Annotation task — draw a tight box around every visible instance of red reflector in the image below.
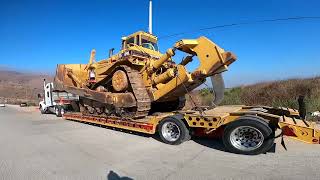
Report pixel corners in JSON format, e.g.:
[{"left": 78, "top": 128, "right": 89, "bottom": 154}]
[{"left": 282, "top": 126, "right": 297, "bottom": 137}]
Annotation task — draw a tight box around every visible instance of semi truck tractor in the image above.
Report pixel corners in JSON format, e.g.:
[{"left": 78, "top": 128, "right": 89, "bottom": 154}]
[{"left": 39, "top": 79, "right": 78, "bottom": 117}]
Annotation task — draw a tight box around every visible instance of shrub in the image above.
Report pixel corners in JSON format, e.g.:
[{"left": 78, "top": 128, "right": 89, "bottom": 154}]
[{"left": 191, "top": 77, "right": 320, "bottom": 119}]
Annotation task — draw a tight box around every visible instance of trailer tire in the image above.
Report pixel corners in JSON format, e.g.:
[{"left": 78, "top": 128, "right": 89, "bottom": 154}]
[
  {"left": 223, "top": 116, "right": 274, "bottom": 155},
  {"left": 55, "top": 106, "right": 64, "bottom": 117},
  {"left": 158, "top": 117, "right": 190, "bottom": 145}
]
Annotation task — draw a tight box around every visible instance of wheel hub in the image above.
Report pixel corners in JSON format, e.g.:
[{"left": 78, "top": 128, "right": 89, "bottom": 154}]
[
  {"left": 161, "top": 122, "right": 181, "bottom": 142},
  {"left": 230, "top": 126, "right": 264, "bottom": 151}
]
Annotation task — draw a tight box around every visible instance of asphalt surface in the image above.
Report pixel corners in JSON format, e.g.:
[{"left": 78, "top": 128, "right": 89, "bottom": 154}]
[{"left": 0, "top": 105, "right": 320, "bottom": 180}]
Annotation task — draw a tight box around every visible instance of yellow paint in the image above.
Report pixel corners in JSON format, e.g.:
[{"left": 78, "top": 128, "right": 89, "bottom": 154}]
[
  {"left": 278, "top": 120, "right": 320, "bottom": 144},
  {"left": 55, "top": 31, "right": 236, "bottom": 104}
]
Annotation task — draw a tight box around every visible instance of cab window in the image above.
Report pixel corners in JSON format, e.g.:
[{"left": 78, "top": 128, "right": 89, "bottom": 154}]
[
  {"left": 126, "top": 37, "right": 135, "bottom": 47},
  {"left": 141, "top": 39, "right": 158, "bottom": 51}
]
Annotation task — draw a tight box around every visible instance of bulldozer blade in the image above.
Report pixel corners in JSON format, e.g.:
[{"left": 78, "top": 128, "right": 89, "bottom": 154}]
[{"left": 210, "top": 73, "right": 225, "bottom": 105}]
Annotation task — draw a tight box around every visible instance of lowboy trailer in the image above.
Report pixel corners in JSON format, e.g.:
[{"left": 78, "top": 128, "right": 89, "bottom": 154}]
[{"left": 63, "top": 105, "right": 320, "bottom": 155}]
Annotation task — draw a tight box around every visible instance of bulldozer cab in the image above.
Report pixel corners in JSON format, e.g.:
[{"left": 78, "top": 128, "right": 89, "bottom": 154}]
[{"left": 122, "top": 31, "right": 159, "bottom": 52}]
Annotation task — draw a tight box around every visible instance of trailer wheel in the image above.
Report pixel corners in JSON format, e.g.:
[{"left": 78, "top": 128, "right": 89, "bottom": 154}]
[
  {"left": 55, "top": 106, "right": 64, "bottom": 117},
  {"left": 223, "top": 116, "right": 274, "bottom": 155},
  {"left": 158, "top": 117, "right": 190, "bottom": 145}
]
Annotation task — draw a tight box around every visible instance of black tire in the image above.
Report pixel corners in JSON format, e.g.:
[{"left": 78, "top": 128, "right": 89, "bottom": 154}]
[
  {"left": 158, "top": 117, "right": 191, "bottom": 145},
  {"left": 55, "top": 106, "right": 63, "bottom": 117},
  {"left": 40, "top": 105, "right": 46, "bottom": 114},
  {"left": 222, "top": 116, "right": 275, "bottom": 155}
]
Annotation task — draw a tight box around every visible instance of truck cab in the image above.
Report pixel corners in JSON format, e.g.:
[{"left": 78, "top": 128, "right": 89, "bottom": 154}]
[
  {"left": 39, "top": 80, "right": 78, "bottom": 117},
  {"left": 44, "top": 82, "right": 54, "bottom": 107}
]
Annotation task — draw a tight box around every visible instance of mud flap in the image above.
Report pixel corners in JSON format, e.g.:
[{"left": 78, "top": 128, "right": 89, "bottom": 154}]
[{"left": 268, "top": 143, "right": 277, "bottom": 153}]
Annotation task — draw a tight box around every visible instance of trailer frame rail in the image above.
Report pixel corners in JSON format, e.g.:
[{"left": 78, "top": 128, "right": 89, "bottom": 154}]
[{"left": 63, "top": 113, "right": 156, "bottom": 134}]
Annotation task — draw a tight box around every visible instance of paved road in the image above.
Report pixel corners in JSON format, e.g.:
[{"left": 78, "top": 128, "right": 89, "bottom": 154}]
[{"left": 0, "top": 105, "right": 320, "bottom": 180}]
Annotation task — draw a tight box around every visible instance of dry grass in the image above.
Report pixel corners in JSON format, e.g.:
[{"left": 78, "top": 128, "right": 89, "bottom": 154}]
[
  {"left": 239, "top": 77, "right": 320, "bottom": 112},
  {"left": 194, "top": 76, "right": 320, "bottom": 116}
]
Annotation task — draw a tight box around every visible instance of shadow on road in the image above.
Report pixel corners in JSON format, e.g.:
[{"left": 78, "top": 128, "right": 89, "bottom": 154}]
[
  {"left": 69, "top": 119, "right": 229, "bottom": 153},
  {"left": 153, "top": 133, "right": 229, "bottom": 153},
  {"left": 192, "top": 137, "right": 228, "bottom": 152},
  {"left": 107, "top": 170, "right": 134, "bottom": 180}
]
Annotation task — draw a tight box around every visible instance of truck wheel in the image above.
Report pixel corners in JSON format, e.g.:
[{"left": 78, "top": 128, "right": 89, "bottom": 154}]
[
  {"left": 223, "top": 116, "right": 274, "bottom": 155},
  {"left": 158, "top": 117, "right": 191, "bottom": 145},
  {"left": 55, "top": 106, "right": 64, "bottom": 117}
]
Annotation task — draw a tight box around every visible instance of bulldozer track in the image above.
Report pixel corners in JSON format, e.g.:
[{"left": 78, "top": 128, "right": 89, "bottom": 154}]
[{"left": 122, "top": 66, "right": 151, "bottom": 118}]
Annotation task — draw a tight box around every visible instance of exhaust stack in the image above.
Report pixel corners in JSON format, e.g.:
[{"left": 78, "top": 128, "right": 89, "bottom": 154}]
[
  {"left": 148, "top": 0, "right": 152, "bottom": 34},
  {"left": 43, "top": 79, "right": 46, "bottom": 90}
]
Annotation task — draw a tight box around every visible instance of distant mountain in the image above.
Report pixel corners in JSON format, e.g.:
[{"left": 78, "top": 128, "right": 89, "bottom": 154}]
[{"left": 0, "top": 70, "right": 53, "bottom": 105}]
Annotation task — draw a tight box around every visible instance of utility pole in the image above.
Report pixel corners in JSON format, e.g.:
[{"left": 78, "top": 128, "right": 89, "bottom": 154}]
[{"left": 149, "top": 0, "right": 152, "bottom": 34}]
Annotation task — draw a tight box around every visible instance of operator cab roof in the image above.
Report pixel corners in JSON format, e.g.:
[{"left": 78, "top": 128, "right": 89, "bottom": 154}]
[
  {"left": 122, "top": 31, "right": 158, "bottom": 42},
  {"left": 121, "top": 31, "right": 159, "bottom": 51}
]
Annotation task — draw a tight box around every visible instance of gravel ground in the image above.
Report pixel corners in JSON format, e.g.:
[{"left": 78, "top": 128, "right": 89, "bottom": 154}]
[{"left": 0, "top": 105, "right": 320, "bottom": 180}]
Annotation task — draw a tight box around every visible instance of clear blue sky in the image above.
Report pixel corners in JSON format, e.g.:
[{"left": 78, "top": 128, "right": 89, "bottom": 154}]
[{"left": 1, "top": 0, "right": 319, "bottom": 87}]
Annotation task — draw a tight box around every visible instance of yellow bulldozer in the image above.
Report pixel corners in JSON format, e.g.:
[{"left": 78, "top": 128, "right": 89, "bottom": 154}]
[
  {"left": 54, "top": 31, "right": 236, "bottom": 119},
  {"left": 54, "top": 30, "right": 320, "bottom": 155},
  {"left": 53, "top": 1, "right": 320, "bottom": 155}
]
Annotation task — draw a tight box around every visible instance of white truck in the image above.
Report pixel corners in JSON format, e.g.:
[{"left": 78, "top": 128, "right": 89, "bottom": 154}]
[
  {"left": 39, "top": 79, "right": 79, "bottom": 117},
  {"left": 0, "top": 99, "right": 6, "bottom": 107}
]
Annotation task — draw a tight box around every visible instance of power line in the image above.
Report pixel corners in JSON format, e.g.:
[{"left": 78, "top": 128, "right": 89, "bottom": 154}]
[{"left": 159, "top": 16, "right": 320, "bottom": 39}]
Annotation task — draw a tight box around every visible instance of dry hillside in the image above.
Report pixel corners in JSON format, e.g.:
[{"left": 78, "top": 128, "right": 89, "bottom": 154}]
[
  {"left": 0, "top": 70, "right": 52, "bottom": 105},
  {"left": 193, "top": 76, "right": 320, "bottom": 120}
]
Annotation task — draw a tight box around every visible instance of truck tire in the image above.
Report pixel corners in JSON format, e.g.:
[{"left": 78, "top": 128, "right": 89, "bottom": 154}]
[
  {"left": 158, "top": 117, "right": 191, "bottom": 145},
  {"left": 55, "top": 106, "right": 64, "bottom": 117},
  {"left": 222, "top": 116, "right": 274, "bottom": 155}
]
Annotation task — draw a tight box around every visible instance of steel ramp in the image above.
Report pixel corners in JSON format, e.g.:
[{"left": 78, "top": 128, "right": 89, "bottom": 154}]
[{"left": 278, "top": 116, "right": 320, "bottom": 144}]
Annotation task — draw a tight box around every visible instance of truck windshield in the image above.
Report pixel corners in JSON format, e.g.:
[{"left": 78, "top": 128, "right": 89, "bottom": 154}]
[{"left": 141, "top": 39, "right": 158, "bottom": 51}]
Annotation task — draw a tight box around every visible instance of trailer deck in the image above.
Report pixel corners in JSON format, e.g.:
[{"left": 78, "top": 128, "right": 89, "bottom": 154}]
[{"left": 63, "top": 105, "right": 320, "bottom": 154}]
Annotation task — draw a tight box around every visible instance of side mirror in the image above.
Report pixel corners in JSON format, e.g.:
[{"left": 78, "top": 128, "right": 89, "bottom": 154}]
[{"left": 37, "top": 94, "right": 42, "bottom": 99}]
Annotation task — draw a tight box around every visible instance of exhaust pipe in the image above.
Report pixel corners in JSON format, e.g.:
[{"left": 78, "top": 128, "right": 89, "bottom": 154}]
[
  {"left": 43, "top": 79, "right": 46, "bottom": 90},
  {"left": 109, "top": 48, "right": 115, "bottom": 57}
]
